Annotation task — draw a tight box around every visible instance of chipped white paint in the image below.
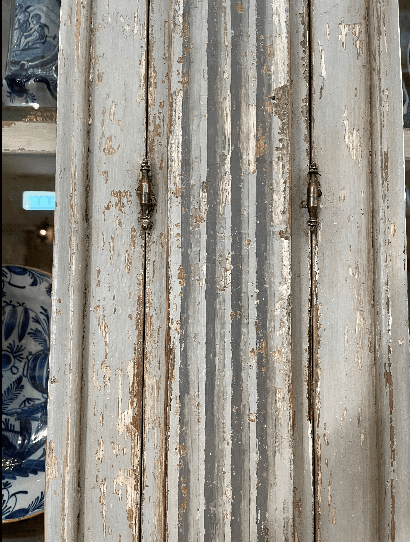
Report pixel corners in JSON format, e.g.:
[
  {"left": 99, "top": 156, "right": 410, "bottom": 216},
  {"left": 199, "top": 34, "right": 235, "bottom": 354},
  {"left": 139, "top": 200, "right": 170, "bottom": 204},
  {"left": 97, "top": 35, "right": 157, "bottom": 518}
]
[
  {"left": 46, "top": 0, "right": 147, "bottom": 539},
  {"left": 163, "top": 0, "right": 293, "bottom": 540},
  {"left": 318, "top": 39, "right": 326, "bottom": 83},
  {"left": 303, "top": 0, "right": 409, "bottom": 540},
  {"left": 369, "top": 1, "right": 410, "bottom": 539},
  {"left": 343, "top": 106, "right": 362, "bottom": 165},
  {"left": 45, "top": 0, "right": 409, "bottom": 540}
]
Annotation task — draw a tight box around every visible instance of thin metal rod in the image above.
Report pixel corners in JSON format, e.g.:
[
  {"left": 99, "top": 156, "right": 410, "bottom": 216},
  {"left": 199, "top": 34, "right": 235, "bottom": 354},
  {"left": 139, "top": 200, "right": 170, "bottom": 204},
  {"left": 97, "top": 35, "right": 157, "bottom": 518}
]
[
  {"left": 310, "top": 229, "right": 318, "bottom": 542},
  {"left": 138, "top": 232, "right": 148, "bottom": 540},
  {"left": 307, "top": 0, "right": 318, "bottom": 539},
  {"left": 308, "top": 0, "right": 314, "bottom": 165},
  {"left": 144, "top": 0, "right": 150, "bottom": 160},
  {"left": 138, "top": 0, "right": 151, "bottom": 538}
]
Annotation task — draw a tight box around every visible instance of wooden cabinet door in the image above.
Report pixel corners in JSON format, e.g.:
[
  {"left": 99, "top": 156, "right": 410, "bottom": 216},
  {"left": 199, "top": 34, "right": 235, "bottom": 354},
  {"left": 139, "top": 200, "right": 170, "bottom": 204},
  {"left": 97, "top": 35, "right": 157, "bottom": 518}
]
[
  {"left": 292, "top": 1, "right": 409, "bottom": 540},
  {"left": 45, "top": 0, "right": 409, "bottom": 540}
]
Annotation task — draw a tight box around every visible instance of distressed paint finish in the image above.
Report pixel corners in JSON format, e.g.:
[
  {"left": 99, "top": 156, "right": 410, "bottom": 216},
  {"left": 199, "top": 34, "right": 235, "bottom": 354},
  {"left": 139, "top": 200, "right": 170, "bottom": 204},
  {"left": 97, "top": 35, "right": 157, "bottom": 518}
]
[
  {"left": 46, "top": 0, "right": 148, "bottom": 540},
  {"left": 369, "top": 1, "right": 410, "bottom": 539},
  {"left": 310, "top": 0, "right": 410, "bottom": 540},
  {"left": 45, "top": 0, "right": 410, "bottom": 539},
  {"left": 45, "top": 0, "right": 94, "bottom": 539},
  {"left": 165, "top": 0, "right": 292, "bottom": 539},
  {"left": 310, "top": 0, "right": 377, "bottom": 539}
]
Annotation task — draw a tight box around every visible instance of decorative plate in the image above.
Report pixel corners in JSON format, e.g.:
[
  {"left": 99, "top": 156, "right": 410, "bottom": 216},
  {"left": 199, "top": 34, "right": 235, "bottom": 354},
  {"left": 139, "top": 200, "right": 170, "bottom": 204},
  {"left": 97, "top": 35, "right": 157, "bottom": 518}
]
[
  {"left": 2, "top": 0, "right": 60, "bottom": 107},
  {"left": 2, "top": 266, "right": 51, "bottom": 523}
]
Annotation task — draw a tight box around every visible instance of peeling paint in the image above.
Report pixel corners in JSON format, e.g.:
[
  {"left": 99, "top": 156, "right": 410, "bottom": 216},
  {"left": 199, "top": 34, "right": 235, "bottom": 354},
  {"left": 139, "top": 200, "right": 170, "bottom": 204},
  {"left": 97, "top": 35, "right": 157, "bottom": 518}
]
[
  {"left": 343, "top": 106, "right": 362, "bottom": 165},
  {"left": 318, "top": 40, "right": 326, "bottom": 99},
  {"left": 46, "top": 440, "right": 58, "bottom": 490},
  {"left": 95, "top": 439, "right": 105, "bottom": 463},
  {"left": 103, "top": 135, "right": 119, "bottom": 155}
]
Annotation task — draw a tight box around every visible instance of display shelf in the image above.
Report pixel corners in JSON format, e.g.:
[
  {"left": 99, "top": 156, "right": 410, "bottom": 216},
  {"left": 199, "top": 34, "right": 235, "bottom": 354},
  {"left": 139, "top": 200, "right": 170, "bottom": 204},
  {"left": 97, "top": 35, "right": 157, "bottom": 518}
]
[{"left": 2, "top": 107, "right": 56, "bottom": 154}]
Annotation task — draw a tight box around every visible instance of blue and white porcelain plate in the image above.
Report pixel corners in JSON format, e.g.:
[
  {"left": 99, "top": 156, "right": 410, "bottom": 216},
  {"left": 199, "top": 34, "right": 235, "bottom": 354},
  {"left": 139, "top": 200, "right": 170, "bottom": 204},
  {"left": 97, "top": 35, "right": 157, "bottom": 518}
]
[{"left": 2, "top": 266, "right": 51, "bottom": 523}]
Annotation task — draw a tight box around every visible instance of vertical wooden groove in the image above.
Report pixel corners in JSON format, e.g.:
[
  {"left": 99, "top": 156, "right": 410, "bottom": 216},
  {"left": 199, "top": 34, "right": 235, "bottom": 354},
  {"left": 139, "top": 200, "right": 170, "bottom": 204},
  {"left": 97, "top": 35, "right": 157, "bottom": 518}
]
[
  {"left": 139, "top": 0, "right": 151, "bottom": 538},
  {"left": 138, "top": 233, "right": 147, "bottom": 541},
  {"left": 144, "top": 0, "right": 151, "bottom": 161},
  {"left": 308, "top": 229, "right": 316, "bottom": 542},
  {"left": 307, "top": 0, "right": 318, "bottom": 539},
  {"left": 290, "top": 0, "right": 313, "bottom": 537}
]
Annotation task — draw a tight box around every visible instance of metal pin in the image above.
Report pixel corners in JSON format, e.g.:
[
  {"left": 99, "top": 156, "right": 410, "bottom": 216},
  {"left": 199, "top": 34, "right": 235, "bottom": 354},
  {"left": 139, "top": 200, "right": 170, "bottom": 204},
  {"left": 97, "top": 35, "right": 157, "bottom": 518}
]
[
  {"left": 137, "top": 158, "right": 156, "bottom": 231},
  {"left": 307, "top": 162, "right": 322, "bottom": 231}
]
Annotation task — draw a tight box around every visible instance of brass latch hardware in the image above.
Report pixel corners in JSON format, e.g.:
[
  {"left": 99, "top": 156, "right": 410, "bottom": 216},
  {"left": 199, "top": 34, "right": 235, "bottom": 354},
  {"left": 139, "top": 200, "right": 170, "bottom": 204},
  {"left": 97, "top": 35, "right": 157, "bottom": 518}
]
[
  {"left": 137, "top": 158, "right": 156, "bottom": 231},
  {"left": 302, "top": 162, "right": 322, "bottom": 231}
]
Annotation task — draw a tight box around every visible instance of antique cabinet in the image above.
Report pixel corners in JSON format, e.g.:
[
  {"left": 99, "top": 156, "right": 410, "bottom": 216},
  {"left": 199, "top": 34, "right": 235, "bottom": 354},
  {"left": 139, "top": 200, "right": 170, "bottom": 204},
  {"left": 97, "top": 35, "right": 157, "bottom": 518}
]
[{"left": 43, "top": 0, "right": 409, "bottom": 540}]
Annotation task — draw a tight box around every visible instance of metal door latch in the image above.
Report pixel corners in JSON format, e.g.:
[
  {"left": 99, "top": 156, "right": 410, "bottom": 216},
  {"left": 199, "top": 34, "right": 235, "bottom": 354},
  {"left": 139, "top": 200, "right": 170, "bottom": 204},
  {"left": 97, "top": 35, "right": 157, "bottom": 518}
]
[
  {"left": 301, "top": 162, "right": 322, "bottom": 231},
  {"left": 137, "top": 158, "right": 156, "bottom": 231}
]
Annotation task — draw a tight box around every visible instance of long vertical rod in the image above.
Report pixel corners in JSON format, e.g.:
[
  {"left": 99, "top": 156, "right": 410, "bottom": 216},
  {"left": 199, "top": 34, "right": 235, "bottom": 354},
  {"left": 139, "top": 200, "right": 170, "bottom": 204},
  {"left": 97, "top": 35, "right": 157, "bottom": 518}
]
[
  {"left": 307, "top": 0, "right": 319, "bottom": 539},
  {"left": 307, "top": 0, "right": 314, "bottom": 166},
  {"left": 138, "top": 0, "right": 151, "bottom": 539},
  {"left": 310, "top": 228, "right": 318, "bottom": 542}
]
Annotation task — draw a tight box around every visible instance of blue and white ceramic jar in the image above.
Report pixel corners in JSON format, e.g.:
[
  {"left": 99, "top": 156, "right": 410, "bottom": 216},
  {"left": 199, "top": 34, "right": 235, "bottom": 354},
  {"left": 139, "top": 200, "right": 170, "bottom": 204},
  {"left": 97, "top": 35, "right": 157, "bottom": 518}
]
[{"left": 2, "top": 0, "right": 60, "bottom": 107}]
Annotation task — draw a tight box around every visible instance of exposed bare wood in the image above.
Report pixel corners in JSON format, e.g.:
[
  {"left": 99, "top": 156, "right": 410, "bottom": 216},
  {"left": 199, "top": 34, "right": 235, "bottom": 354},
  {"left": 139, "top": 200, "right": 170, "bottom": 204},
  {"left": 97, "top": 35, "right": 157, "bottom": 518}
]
[
  {"left": 139, "top": 0, "right": 170, "bottom": 538},
  {"left": 2, "top": 107, "right": 57, "bottom": 123},
  {"left": 45, "top": 0, "right": 94, "bottom": 537},
  {"left": 308, "top": 0, "right": 409, "bottom": 540},
  {"left": 43, "top": 0, "right": 409, "bottom": 540}
]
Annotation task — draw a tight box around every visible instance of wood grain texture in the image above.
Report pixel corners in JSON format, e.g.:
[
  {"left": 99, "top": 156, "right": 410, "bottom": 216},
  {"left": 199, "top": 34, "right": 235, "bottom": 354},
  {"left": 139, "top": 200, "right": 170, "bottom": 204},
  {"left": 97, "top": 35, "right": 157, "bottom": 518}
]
[
  {"left": 164, "top": 0, "right": 293, "bottom": 539},
  {"left": 310, "top": 0, "right": 378, "bottom": 539},
  {"left": 45, "top": 0, "right": 147, "bottom": 539},
  {"left": 44, "top": 0, "right": 409, "bottom": 540},
  {"left": 310, "top": 0, "right": 410, "bottom": 540},
  {"left": 45, "top": 0, "right": 94, "bottom": 539},
  {"left": 369, "top": 1, "right": 410, "bottom": 540}
]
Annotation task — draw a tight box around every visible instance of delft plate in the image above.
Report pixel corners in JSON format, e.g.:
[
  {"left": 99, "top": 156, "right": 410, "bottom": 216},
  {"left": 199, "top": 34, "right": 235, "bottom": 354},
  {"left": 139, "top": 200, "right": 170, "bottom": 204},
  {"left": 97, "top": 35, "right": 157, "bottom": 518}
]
[
  {"left": 2, "top": 0, "right": 60, "bottom": 107},
  {"left": 2, "top": 266, "right": 51, "bottom": 523}
]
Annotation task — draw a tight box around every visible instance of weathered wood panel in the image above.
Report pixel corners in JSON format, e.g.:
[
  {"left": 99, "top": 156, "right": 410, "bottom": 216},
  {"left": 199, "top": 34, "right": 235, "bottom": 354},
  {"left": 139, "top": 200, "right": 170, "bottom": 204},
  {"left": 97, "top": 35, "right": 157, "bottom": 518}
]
[
  {"left": 45, "top": 0, "right": 148, "bottom": 540},
  {"left": 369, "top": 1, "right": 410, "bottom": 539},
  {"left": 164, "top": 0, "right": 293, "bottom": 539},
  {"left": 45, "top": 0, "right": 410, "bottom": 540},
  {"left": 45, "top": 0, "right": 94, "bottom": 538},
  {"left": 310, "top": 0, "right": 378, "bottom": 539},
  {"left": 310, "top": 0, "right": 410, "bottom": 540}
]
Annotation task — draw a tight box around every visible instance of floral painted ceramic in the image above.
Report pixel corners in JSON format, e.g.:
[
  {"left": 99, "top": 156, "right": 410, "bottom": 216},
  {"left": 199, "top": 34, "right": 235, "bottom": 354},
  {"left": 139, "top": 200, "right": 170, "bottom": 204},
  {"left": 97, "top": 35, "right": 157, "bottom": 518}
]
[
  {"left": 2, "top": 266, "right": 51, "bottom": 522},
  {"left": 2, "top": 0, "right": 60, "bottom": 107}
]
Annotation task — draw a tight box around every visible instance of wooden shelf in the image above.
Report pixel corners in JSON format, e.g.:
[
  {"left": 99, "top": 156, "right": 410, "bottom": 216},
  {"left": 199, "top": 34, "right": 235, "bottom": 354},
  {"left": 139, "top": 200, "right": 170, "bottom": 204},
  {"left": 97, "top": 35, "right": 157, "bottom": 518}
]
[{"left": 2, "top": 107, "right": 56, "bottom": 154}]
